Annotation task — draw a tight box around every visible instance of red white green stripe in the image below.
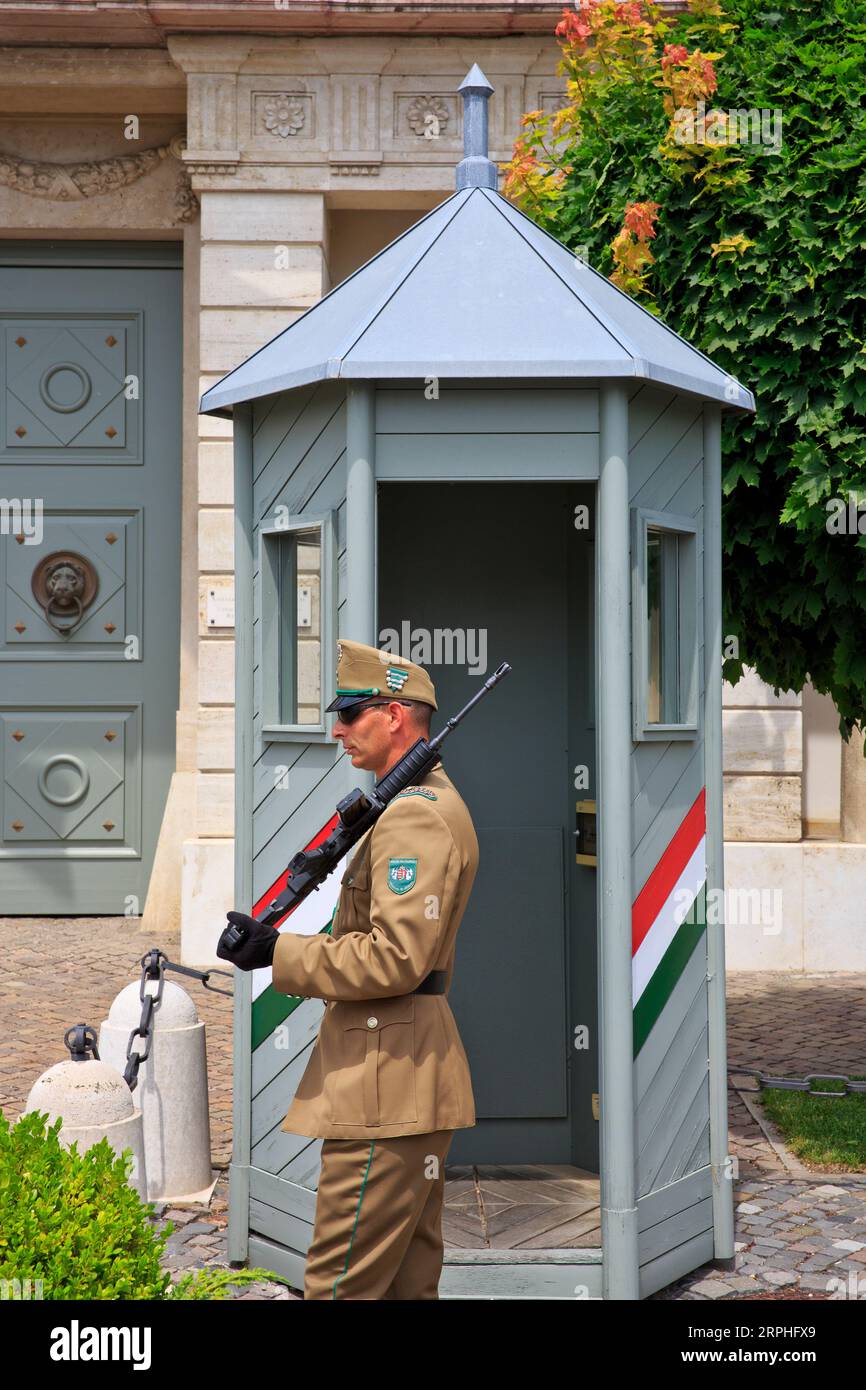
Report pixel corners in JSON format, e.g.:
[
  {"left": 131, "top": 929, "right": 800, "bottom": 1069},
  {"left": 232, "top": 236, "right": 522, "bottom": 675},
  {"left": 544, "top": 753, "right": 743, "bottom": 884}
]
[
  {"left": 251, "top": 814, "right": 346, "bottom": 1051},
  {"left": 632, "top": 789, "right": 707, "bottom": 1058}
]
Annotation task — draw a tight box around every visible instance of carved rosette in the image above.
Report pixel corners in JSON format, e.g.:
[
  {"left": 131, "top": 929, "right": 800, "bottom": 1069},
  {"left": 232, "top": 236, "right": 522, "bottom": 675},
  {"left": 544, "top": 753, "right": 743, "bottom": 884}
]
[
  {"left": 261, "top": 94, "right": 306, "bottom": 138},
  {"left": 406, "top": 95, "right": 450, "bottom": 140}
]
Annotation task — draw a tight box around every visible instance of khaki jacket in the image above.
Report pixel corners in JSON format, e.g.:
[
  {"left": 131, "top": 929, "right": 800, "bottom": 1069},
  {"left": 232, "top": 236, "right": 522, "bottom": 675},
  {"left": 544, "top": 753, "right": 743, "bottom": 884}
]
[{"left": 271, "top": 762, "right": 479, "bottom": 1139}]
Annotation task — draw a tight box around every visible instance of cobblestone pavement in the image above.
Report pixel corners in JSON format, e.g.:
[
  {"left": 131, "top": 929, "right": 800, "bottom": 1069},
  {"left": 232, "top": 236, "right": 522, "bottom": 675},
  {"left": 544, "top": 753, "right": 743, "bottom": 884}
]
[
  {"left": 153, "top": 1174, "right": 301, "bottom": 1301},
  {"left": 2, "top": 918, "right": 864, "bottom": 1300}
]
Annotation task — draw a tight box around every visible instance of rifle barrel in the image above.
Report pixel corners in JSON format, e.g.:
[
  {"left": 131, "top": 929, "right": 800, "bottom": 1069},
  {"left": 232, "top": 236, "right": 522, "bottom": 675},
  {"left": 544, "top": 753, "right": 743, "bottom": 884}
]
[{"left": 427, "top": 661, "right": 512, "bottom": 752}]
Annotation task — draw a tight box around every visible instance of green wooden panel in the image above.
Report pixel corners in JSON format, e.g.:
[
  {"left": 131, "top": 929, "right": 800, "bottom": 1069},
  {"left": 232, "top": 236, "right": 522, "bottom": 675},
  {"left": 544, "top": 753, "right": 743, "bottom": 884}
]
[
  {"left": 628, "top": 391, "right": 711, "bottom": 1224},
  {"left": 376, "top": 386, "right": 599, "bottom": 434},
  {"left": 638, "top": 1229, "right": 714, "bottom": 1298},
  {"left": 376, "top": 431, "right": 598, "bottom": 480}
]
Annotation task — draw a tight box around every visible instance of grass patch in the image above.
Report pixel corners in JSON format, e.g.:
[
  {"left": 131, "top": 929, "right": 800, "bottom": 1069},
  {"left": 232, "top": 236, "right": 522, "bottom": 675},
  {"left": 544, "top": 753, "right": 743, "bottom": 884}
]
[{"left": 759, "top": 1076, "right": 866, "bottom": 1172}]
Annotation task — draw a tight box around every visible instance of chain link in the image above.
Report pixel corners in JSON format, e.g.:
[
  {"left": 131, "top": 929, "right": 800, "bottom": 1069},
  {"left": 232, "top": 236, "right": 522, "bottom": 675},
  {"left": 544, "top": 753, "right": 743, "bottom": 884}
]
[
  {"left": 123, "top": 948, "right": 232, "bottom": 1092},
  {"left": 729, "top": 1065, "right": 866, "bottom": 1098}
]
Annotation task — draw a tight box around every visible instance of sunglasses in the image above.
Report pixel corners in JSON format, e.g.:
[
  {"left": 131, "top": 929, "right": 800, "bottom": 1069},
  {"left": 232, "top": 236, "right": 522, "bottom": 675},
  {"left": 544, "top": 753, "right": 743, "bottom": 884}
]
[{"left": 336, "top": 699, "right": 413, "bottom": 726}]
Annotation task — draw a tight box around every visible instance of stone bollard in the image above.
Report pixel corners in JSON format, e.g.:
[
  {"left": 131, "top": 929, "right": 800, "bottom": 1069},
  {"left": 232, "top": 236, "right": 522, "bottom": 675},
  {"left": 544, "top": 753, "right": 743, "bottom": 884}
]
[
  {"left": 98, "top": 979, "right": 214, "bottom": 1204},
  {"left": 25, "top": 1042, "right": 148, "bottom": 1201}
]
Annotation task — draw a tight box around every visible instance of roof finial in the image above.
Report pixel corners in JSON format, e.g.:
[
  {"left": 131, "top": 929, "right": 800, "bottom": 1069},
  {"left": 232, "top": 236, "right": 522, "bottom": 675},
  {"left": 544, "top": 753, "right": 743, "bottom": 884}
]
[{"left": 456, "top": 64, "right": 497, "bottom": 191}]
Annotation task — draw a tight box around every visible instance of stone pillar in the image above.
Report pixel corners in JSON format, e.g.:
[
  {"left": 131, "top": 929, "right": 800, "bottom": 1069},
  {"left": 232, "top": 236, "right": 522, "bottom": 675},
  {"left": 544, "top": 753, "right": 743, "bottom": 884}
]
[{"left": 168, "top": 39, "right": 333, "bottom": 958}]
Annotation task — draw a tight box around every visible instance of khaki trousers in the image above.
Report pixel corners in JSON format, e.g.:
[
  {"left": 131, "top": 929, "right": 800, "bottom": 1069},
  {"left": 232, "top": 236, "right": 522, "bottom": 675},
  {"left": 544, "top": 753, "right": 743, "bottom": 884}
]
[{"left": 303, "top": 1129, "right": 454, "bottom": 1300}]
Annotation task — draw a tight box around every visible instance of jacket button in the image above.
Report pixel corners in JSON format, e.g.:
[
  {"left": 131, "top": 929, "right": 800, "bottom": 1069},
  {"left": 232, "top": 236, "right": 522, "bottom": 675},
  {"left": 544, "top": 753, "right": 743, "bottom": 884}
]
[
  {"left": 346, "top": 876, "right": 354, "bottom": 885},
  {"left": 366, "top": 1015, "right": 378, "bottom": 1028}
]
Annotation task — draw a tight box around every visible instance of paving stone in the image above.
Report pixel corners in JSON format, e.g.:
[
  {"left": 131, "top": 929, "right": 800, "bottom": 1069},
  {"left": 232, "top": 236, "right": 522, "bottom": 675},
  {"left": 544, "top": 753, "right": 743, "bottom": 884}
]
[
  {"left": 175, "top": 1221, "right": 216, "bottom": 1237},
  {"left": 798, "top": 1255, "right": 839, "bottom": 1272},
  {"left": 759, "top": 1269, "right": 799, "bottom": 1286},
  {"left": 167, "top": 1252, "right": 206, "bottom": 1270},
  {"left": 798, "top": 1273, "right": 840, "bottom": 1293},
  {"left": 762, "top": 1253, "right": 808, "bottom": 1271},
  {"left": 689, "top": 1279, "right": 735, "bottom": 1299}
]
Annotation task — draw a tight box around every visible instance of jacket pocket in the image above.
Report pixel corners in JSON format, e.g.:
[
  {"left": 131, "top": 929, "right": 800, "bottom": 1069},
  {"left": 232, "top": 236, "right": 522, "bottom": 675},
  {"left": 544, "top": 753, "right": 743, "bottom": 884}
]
[
  {"left": 334, "top": 856, "right": 370, "bottom": 936},
  {"left": 341, "top": 854, "right": 370, "bottom": 890},
  {"left": 329, "top": 995, "right": 417, "bottom": 1126}
]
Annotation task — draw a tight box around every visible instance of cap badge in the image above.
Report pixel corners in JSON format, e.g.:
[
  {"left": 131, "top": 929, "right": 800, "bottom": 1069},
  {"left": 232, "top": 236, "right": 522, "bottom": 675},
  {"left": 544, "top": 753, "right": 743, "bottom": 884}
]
[{"left": 386, "top": 666, "right": 410, "bottom": 692}]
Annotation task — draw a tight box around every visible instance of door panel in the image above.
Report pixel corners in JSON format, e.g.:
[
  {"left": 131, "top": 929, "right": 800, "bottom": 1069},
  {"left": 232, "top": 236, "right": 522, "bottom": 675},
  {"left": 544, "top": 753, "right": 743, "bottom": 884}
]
[{"left": 0, "top": 251, "right": 181, "bottom": 913}]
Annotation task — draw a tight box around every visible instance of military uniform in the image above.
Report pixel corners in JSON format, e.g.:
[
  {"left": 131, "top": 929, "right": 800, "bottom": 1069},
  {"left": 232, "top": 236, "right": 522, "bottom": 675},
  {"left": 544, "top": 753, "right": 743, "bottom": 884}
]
[{"left": 270, "top": 640, "right": 479, "bottom": 1299}]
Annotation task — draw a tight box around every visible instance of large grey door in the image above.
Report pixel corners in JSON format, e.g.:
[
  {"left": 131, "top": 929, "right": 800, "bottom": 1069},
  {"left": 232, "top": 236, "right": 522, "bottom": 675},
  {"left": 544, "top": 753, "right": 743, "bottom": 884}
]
[
  {"left": 0, "top": 244, "right": 181, "bottom": 913},
  {"left": 378, "top": 482, "right": 597, "bottom": 1167}
]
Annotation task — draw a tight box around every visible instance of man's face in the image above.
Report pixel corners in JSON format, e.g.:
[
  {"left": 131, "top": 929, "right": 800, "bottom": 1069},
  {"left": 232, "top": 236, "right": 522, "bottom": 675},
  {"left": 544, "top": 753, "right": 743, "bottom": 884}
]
[{"left": 331, "top": 702, "right": 398, "bottom": 771}]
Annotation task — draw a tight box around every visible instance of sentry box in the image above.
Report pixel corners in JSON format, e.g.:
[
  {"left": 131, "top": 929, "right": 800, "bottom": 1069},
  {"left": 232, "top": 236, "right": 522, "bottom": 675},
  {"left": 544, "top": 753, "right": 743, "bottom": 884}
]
[{"left": 200, "top": 65, "right": 755, "bottom": 1301}]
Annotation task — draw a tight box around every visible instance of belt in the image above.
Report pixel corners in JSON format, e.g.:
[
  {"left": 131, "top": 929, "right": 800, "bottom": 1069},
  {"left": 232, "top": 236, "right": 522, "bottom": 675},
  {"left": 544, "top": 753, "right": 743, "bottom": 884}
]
[{"left": 413, "top": 969, "right": 447, "bottom": 995}]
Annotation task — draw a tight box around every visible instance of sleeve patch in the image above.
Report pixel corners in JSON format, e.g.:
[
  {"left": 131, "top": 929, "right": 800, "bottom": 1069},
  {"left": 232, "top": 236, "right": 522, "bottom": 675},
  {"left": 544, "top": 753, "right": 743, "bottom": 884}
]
[
  {"left": 387, "top": 857, "right": 418, "bottom": 894},
  {"left": 395, "top": 787, "right": 438, "bottom": 801}
]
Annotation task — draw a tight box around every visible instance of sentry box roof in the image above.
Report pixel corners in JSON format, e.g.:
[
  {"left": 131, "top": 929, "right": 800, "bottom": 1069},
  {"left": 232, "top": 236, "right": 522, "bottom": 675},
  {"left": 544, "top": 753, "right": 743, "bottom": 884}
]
[{"left": 199, "top": 67, "right": 755, "bottom": 419}]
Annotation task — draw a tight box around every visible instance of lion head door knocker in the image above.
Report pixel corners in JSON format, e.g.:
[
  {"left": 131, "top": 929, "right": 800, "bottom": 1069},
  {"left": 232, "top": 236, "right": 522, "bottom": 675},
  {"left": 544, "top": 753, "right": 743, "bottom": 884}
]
[{"left": 31, "top": 552, "right": 99, "bottom": 636}]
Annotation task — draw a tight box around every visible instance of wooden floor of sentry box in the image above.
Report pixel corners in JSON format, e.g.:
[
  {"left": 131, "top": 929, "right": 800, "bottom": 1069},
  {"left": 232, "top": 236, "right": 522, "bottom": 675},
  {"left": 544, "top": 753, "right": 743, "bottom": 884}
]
[
  {"left": 443, "top": 1164, "right": 602, "bottom": 1249},
  {"left": 440, "top": 1164, "right": 603, "bottom": 1299}
]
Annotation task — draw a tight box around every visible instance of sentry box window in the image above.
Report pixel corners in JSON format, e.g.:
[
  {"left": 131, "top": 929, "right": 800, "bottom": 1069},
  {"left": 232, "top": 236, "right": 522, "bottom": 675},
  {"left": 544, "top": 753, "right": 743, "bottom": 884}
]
[
  {"left": 259, "top": 513, "right": 336, "bottom": 741},
  {"left": 631, "top": 508, "right": 699, "bottom": 741}
]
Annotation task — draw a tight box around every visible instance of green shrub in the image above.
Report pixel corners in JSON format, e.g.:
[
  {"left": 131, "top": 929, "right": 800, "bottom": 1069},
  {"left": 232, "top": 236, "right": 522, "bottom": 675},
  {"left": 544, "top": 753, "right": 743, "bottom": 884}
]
[{"left": 0, "top": 1109, "right": 292, "bottom": 1301}]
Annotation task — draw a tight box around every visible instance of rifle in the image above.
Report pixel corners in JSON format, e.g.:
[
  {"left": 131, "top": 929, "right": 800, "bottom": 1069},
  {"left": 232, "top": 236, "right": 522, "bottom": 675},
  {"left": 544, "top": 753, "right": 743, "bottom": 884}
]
[{"left": 220, "top": 660, "right": 511, "bottom": 951}]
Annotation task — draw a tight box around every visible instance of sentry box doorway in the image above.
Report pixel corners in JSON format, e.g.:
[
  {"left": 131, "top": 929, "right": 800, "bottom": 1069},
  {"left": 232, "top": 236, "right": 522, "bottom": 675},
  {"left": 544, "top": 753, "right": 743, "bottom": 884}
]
[{"left": 199, "top": 66, "right": 755, "bottom": 1301}]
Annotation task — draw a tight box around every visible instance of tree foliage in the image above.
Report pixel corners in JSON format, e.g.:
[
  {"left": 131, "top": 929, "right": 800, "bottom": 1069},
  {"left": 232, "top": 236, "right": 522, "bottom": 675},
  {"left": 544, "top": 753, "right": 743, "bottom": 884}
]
[{"left": 503, "top": 0, "right": 866, "bottom": 732}]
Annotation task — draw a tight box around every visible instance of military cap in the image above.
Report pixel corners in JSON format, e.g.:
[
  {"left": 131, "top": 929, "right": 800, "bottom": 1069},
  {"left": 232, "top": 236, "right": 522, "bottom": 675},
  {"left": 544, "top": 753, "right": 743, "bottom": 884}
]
[{"left": 325, "top": 638, "right": 438, "bottom": 712}]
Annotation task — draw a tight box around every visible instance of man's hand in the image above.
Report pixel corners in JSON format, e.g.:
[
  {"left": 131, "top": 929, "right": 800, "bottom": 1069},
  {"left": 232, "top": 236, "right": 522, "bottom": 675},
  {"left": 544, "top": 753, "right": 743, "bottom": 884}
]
[{"left": 216, "top": 911, "right": 278, "bottom": 971}]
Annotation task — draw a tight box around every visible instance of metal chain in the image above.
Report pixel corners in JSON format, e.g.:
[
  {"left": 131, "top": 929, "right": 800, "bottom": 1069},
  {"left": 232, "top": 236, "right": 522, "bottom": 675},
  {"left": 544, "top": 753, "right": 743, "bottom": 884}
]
[
  {"left": 729, "top": 1065, "right": 866, "bottom": 1098},
  {"left": 64, "top": 1022, "right": 100, "bottom": 1062},
  {"left": 123, "top": 947, "right": 232, "bottom": 1093}
]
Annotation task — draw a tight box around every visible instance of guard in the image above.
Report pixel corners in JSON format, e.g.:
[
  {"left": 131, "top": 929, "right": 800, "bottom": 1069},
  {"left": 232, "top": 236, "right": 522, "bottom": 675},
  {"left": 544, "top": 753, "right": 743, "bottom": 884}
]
[{"left": 220, "top": 639, "right": 479, "bottom": 1299}]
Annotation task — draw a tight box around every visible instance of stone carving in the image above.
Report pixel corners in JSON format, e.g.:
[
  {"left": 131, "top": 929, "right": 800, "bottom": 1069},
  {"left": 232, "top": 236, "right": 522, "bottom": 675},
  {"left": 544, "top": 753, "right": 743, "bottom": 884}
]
[
  {"left": 174, "top": 170, "right": 199, "bottom": 223},
  {"left": 330, "top": 161, "right": 381, "bottom": 177},
  {"left": 406, "top": 95, "right": 450, "bottom": 140},
  {"left": 261, "top": 94, "right": 306, "bottom": 138},
  {"left": 0, "top": 141, "right": 198, "bottom": 220},
  {"left": 184, "top": 163, "right": 237, "bottom": 175},
  {"left": 0, "top": 146, "right": 169, "bottom": 200},
  {"left": 168, "top": 138, "right": 199, "bottom": 223}
]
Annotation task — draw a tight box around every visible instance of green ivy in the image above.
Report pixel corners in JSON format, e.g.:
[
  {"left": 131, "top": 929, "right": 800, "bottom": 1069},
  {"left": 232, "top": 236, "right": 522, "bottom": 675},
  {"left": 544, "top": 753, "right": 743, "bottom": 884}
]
[{"left": 516, "top": 0, "right": 866, "bottom": 732}]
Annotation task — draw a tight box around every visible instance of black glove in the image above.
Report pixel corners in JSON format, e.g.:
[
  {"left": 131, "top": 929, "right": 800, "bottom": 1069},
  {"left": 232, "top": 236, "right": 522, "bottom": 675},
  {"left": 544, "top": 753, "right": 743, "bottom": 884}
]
[{"left": 216, "top": 911, "right": 278, "bottom": 971}]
